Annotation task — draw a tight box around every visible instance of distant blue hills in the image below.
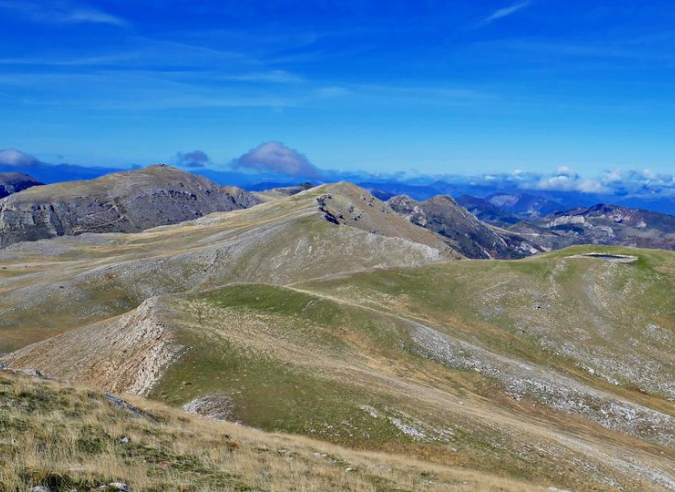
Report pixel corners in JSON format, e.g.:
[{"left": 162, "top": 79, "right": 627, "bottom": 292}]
[{"left": 3, "top": 161, "right": 675, "bottom": 217}]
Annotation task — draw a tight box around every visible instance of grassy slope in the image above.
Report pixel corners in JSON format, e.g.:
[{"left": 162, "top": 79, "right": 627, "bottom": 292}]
[
  {"left": 0, "top": 185, "right": 452, "bottom": 352},
  {"left": 297, "top": 245, "right": 675, "bottom": 402},
  {"left": 151, "top": 246, "right": 675, "bottom": 491},
  {"left": 12, "top": 247, "right": 675, "bottom": 489},
  {"left": 5, "top": 202, "right": 675, "bottom": 492},
  {"left": 0, "top": 372, "right": 543, "bottom": 492}
]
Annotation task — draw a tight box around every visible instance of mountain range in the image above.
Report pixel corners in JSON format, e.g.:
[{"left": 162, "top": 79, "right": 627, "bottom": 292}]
[
  {"left": 3, "top": 165, "right": 675, "bottom": 490},
  {"left": 516, "top": 203, "right": 675, "bottom": 250},
  {"left": 4, "top": 166, "right": 675, "bottom": 255}
]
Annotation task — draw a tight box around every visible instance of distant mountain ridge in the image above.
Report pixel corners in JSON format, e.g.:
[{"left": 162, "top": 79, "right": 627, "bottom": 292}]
[
  {"left": 5, "top": 155, "right": 675, "bottom": 216},
  {"left": 456, "top": 195, "right": 521, "bottom": 227},
  {"left": 513, "top": 203, "right": 675, "bottom": 251},
  {"left": 4, "top": 164, "right": 675, "bottom": 256},
  {"left": 0, "top": 172, "right": 43, "bottom": 199},
  {"left": 0, "top": 165, "right": 261, "bottom": 248},
  {"left": 457, "top": 193, "right": 563, "bottom": 224},
  {"left": 388, "top": 194, "right": 542, "bottom": 259},
  {"left": 486, "top": 193, "right": 563, "bottom": 218},
  {"left": 456, "top": 192, "right": 675, "bottom": 252},
  {"left": 253, "top": 181, "right": 316, "bottom": 201}
]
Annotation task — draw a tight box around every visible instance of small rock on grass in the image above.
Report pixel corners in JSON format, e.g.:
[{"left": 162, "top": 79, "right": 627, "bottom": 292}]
[{"left": 98, "top": 483, "right": 130, "bottom": 491}]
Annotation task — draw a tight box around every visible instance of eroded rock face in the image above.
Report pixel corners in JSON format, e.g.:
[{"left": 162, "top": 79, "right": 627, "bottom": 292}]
[
  {"left": 0, "top": 165, "right": 261, "bottom": 248},
  {"left": 1, "top": 297, "right": 182, "bottom": 396}
]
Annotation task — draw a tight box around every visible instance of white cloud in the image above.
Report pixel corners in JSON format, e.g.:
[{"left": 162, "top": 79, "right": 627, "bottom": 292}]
[
  {"left": 555, "top": 165, "right": 574, "bottom": 176},
  {"left": 482, "top": 1, "right": 532, "bottom": 25},
  {"left": 577, "top": 179, "right": 609, "bottom": 194},
  {"left": 529, "top": 167, "right": 610, "bottom": 193},
  {"left": 61, "top": 8, "right": 126, "bottom": 26},
  {"left": 470, "top": 165, "right": 675, "bottom": 196},
  {"left": 603, "top": 170, "right": 623, "bottom": 183},
  {"left": 0, "top": 148, "right": 38, "bottom": 166},
  {"left": 232, "top": 142, "right": 322, "bottom": 179},
  {"left": 451, "top": 166, "right": 633, "bottom": 195}
]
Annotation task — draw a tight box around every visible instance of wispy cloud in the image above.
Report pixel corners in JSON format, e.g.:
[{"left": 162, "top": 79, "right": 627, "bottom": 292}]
[
  {"left": 0, "top": 54, "right": 135, "bottom": 67},
  {"left": 217, "top": 70, "right": 305, "bottom": 84},
  {"left": 481, "top": 1, "right": 532, "bottom": 26},
  {"left": 313, "top": 86, "right": 351, "bottom": 98},
  {"left": 0, "top": 1, "right": 127, "bottom": 26}
]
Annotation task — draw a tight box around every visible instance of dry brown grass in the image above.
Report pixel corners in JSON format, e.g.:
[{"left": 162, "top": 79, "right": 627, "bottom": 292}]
[{"left": 0, "top": 372, "right": 543, "bottom": 492}]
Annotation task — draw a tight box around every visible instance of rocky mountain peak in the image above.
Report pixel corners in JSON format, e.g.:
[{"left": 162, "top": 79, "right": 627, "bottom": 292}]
[
  {"left": 0, "top": 166, "right": 262, "bottom": 248},
  {"left": 0, "top": 172, "right": 43, "bottom": 199}
]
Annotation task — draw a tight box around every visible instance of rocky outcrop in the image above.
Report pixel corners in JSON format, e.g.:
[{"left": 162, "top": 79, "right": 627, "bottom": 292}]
[
  {"left": 0, "top": 172, "right": 43, "bottom": 198},
  {"left": 0, "top": 165, "right": 261, "bottom": 248},
  {"left": 182, "top": 394, "right": 236, "bottom": 422},
  {"left": 1, "top": 297, "right": 182, "bottom": 396},
  {"left": 315, "top": 183, "right": 461, "bottom": 259},
  {"left": 388, "top": 194, "right": 543, "bottom": 259}
]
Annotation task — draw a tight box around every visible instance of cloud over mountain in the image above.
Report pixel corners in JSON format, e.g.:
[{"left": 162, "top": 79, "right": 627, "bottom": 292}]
[
  {"left": 444, "top": 166, "right": 675, "bottom": 199},
  {"left": 232, "top": 142, "right": 322, "bottom": 179},
  {"left": 0, "top": 148, "right": 39, "bottom": 167},
  {"left": 528, "top": 166, "right": 610, "bottom": 194}
]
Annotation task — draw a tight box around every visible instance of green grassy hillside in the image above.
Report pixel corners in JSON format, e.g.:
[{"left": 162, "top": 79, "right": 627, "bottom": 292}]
[
  {"left": 0, "top": 184, "right": 455, "bottom": 352},
  {"left": 7, "top": 246, "right": 675, "bottom": 490},
  {"left": 5, "top": 177, "right": 675, "bottom": 491}
]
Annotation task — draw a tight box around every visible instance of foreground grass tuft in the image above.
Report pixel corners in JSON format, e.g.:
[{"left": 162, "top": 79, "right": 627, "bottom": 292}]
[{"left": 0, "top": 372, "right": 543, "bottom": 492}]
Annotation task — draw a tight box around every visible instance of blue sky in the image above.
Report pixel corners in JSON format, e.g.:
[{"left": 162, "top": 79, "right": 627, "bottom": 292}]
[{"left": 1, "top": 0, "right": 674, "bottom": 179}]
